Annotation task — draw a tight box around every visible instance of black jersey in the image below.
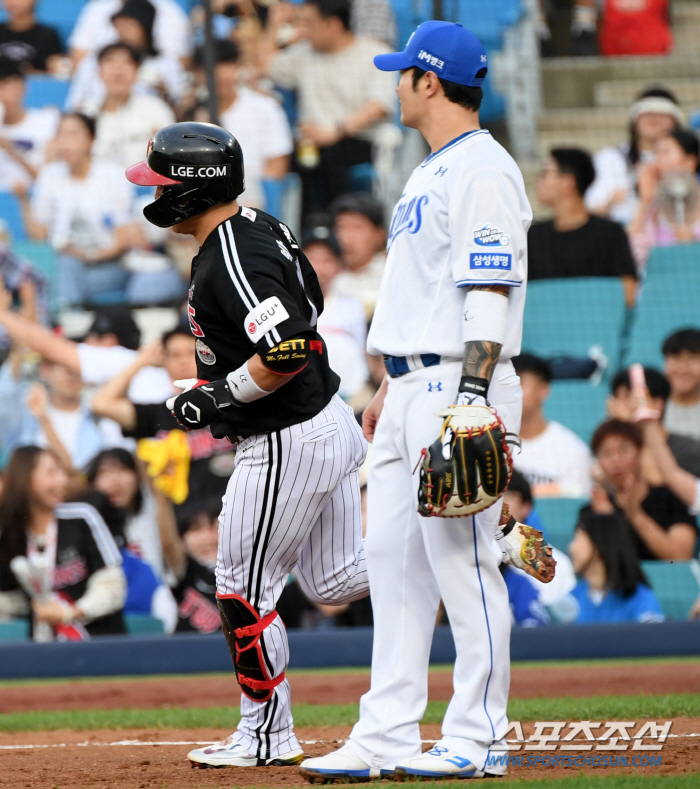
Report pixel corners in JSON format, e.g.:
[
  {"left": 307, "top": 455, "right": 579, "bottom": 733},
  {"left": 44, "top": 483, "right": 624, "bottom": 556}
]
[
  {"left": 187, "top": 207, "right": 340, "bottom": 437},
  {"left": 0, "top": 502, "right": 126, "bottom": 637},
  {"left": 172, "top": 556, "right": 220, "bottom": 634}
]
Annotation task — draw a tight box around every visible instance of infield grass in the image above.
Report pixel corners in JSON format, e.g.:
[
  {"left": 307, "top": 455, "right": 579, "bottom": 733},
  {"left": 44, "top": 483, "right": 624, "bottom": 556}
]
[{"left": 2, "top": 693, "right": 699, "bottom": 733}]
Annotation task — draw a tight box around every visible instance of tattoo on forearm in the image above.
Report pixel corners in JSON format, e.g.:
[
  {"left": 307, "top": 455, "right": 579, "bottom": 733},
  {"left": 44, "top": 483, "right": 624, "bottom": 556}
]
[{"left": 462, "top": 340, "right": 502, "bottom": 383}]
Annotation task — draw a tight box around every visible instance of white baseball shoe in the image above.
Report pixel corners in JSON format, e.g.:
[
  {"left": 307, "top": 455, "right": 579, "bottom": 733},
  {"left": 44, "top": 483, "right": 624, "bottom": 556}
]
[
  {"left": 188, "top": 735, "right": 304, "bottom": 768},
  {"left": 300, "top": 743, "right": 394, "bottom": 783},
  {"left": 395, "top": 744, "right": 502, "bottom": 779}
]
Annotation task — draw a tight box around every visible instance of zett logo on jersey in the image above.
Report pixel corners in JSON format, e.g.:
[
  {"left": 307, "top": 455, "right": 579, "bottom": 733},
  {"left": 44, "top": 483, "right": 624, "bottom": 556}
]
[
  {"left": 244, "top": 296, "right": 290, "bottom": 338},
  {"left": 474, "top": 224, "right": 510, "bottom": 247}
]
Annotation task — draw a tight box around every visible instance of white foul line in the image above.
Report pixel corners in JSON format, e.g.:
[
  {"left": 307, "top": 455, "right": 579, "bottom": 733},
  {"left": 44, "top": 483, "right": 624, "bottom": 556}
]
[{"left": 1, "top": 734, "right": 699, "bottom": 752}]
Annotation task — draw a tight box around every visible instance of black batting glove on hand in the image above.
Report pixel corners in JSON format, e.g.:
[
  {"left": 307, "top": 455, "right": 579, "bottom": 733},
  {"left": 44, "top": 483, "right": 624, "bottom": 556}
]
[{"left": 166, "top": 378, "right": 239, "bottom": 430}]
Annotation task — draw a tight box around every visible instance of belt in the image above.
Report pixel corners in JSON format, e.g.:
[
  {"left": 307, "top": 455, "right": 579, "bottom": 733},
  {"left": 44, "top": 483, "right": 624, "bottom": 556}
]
[{"left": 384, "top": 353, "right": 443, "bottom": 378}]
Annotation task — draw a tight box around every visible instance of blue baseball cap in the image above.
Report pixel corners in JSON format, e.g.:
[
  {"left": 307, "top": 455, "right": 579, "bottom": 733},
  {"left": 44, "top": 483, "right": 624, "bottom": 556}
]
[{"left": 374, "top": 21, "right": 488, "bottom": 88}]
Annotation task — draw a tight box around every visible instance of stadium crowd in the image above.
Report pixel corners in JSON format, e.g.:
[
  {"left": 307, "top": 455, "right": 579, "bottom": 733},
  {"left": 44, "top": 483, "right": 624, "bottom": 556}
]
[{"left": 0, "top": 0, "right": 699, "bottom": 642}]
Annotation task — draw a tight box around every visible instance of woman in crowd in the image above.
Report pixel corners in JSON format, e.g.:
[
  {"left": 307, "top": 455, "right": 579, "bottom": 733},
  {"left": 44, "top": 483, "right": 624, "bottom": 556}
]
[
  {"left": 585, "top": 87, "right": 684, "bottom": 225},
  {"left": 15, "top": 112, "right": 142, "bottom": 308},
  {"left": 86, "top": 448, "right": 165, "bottom": 580},
  {"left": 628, "top": 128, "right": 700, "bottom": 269},
  {"left": 586, "top": 419, "right": 697, "bottom": 561},
  {"left": 0, "top": 446, "right": 126, "bottom": 637},
  {"left": 567, "top": 509, "right": 664, "bottom": 624}
]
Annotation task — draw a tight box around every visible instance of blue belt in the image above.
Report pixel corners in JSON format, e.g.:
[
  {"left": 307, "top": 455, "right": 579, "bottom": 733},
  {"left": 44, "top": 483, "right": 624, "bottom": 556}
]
[{"left": 384, "top": 353, "right": 442, "bottom": 378}]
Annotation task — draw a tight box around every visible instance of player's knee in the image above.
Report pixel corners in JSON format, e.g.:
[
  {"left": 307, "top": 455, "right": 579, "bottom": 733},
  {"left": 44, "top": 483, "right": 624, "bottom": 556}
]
[{"left": 217, "top": 594, "right": 286, "bottom": 702}]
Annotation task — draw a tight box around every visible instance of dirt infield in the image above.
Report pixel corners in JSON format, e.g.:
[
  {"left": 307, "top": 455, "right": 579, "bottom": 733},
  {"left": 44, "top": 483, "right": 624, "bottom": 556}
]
[
  {"left": 2, "top": 720, "right": 700, "bottom": 789},
  {"left": 3, "top": 661, "right": 699, "bottom": 714},
  {"left": 2, "top": 663, "right": 700, "bottom": 788}
]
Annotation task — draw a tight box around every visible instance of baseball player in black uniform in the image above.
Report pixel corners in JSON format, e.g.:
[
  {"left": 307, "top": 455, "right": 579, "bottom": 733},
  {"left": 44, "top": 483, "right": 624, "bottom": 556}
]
[{"left": 126, "top": 122, "right": 368, "bottom": 768}]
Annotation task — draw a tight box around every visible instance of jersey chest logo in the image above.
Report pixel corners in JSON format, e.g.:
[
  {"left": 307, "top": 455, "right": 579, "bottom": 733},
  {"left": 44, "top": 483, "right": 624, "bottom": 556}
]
[{"left": 388, "top": 194, "right": 429, "bottom": 249}]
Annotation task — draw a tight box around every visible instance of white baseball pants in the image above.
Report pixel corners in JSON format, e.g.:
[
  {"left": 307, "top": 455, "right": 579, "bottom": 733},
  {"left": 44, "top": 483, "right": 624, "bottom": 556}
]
[
  {"left": 216, "top": 394, "right": 369, "bottom": 757},
  {"left": 348, "top": 361, "right": 522, "bottom": 773}
]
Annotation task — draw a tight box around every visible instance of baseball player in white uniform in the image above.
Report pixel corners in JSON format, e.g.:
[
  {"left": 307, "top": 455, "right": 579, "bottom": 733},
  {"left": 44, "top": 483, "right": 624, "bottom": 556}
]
[{"left": 302, "top": 21, "right": 552, "bottom": 782}]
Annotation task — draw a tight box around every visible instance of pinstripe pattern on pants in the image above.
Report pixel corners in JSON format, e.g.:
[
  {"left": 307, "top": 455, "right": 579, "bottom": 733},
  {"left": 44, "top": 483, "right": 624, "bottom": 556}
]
[{"left": 216, "top": 394, "right": 369, "bottom": 757}]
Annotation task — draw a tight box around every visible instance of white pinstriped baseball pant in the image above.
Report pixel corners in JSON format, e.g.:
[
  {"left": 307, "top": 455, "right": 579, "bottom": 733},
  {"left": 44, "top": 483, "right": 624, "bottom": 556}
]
[{"left": 216, "top": 394, "right": 369, "bottom": 758}]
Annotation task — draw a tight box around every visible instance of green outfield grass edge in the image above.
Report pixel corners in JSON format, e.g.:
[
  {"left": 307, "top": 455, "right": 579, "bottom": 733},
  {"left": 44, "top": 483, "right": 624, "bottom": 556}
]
[
  {"left": 0, "top": 655, "right": 698, "bottom": 689},
  {"left": 2, "top": 693, "right": 699, "bottom": 733}
]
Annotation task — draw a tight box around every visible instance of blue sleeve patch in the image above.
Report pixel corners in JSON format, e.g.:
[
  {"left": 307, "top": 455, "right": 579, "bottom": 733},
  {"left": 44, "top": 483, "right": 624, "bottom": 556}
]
[{"left": 469, "top": 252, "right": 512, "bottom": 270}]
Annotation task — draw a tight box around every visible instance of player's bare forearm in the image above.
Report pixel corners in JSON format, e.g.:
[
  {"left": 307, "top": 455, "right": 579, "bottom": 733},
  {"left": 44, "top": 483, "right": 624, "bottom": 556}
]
[{"left": 462, "top": 340, "right": 502, "bottom": 384}]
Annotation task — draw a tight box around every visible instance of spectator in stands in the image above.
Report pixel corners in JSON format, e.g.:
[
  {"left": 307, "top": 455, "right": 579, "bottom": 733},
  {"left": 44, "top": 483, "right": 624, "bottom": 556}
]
[
  {"left": 67, "top": 0, "right": 184, "bottom": 110},
  {"left": 531, "top": 147, "right": 638, "bottom": 305},
  {"left": 330, "top": 192, "right": 386, "bottom": 319},
  {"left": 608, "top": 366, "right": 700, "bottom": 480},
  {"left": 86, "top": 448, "right": 165, "bottom": 579},
  {"left": 635, "top": 385, "right": 700, "bottom": 519},
  {"left": 78, "top": 488, "right": 178, "bottom": 632},
  {"left": 589, "top": 419, "right": 697, "bottom": 561},
  {"left": 0, "top": 0, "right": 63, "bottom": 72},
  {"left": 513, "top": 354, "right": 593, "bottom": 498},
  {"left": 0, "top": 297, "right": 173, "bottom": 405},
  {"left": 263, "top": 0, "right": 397, "bottom": 217},
  {"left": 628, "top": 129, "right": 700, "bottom": 270},
  {"left": 212, "top": 39, "right": 292, "bottom": 210},
  {"left": 566, "top": 509, "right": 664, "bottom": 624},
  {"left": 502, "top": 470, "right": 577, "bottom": 610},
  {"left": 586, "top": 87, "right": 683, "bottom": 226},
  {"left": 157, "top": 494, "right": 221, "bottom": 634},
  {"left": 0, "top": 354, "right": 109, "bottom": 469},
  {"left": 0, "top": 446, "right": 127, "bottom": 637},
  {"left": 85, "top": 42, "right": 175, "bottom": 170},
  {"left": 500, "top": 564, "right": 550, "bottom": 627},
  {"left": 537, "top": 0, "right": 599, "bottom": 57},
  {"left": 662, "top": 329, "right": 700, "bottom": 442},
  {"left": 90, "top": 324, "right": 234, "bottom": 511},
  {"left": 302, "top": 222, "right": 368, "bottom": 402},
  {"left": 350, "top": 0, "right": 396, "bottom": 47},
  {"left": 14, "top": 112, "right": 141, "bottom": 308},
  {"left": 0, "top": 55, "right": 59, "bottom": 192},
  {"left": 0, "top": 220, "right": 49, "bottom": 340},
  {"left": 69, "top": 0, "right": 191, "bottom": 68}
]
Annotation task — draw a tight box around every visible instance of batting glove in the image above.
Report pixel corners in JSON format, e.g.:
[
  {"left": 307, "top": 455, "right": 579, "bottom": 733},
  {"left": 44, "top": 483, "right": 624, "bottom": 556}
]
[{"left": 166, "top": 378, "right": 239, "bottom": 430}]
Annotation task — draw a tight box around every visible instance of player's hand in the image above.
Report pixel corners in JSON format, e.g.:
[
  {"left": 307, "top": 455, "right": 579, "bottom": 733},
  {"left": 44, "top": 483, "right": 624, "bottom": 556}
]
[
  {"left": 32, "top": 598, "right": 69, "bottom": 626},
  {"left": 167, "top": 378, "right": 237, "bottom": 430},
  {"left": 26, "top": 382, "right": 50, "bottom": 420},
  {"left": 455, "top": 392, "right": 489, "bottom": 408},
  {"left": 362, "top": 378, "right": 388, "bottom": 443},
  {"left": 137, "top": 338, "right": 165, "bottom": 369}
]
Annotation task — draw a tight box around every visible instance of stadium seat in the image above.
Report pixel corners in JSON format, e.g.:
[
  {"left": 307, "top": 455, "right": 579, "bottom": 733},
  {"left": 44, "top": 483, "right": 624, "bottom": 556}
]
[
  {"left": 34, "top": 0, "right": 88, "bottom": 48},
  {"left": 625, "top": 245, "right": 700, "bottom": 369},
  {"left": 25, "top": 75, "right": 70, "bottom": 110},
  {"left": 523, "top": 278, "right": 627, "bottom": 370},
  {"left": 0, "top": 619, "right": 30, "bottom": 642},
  {"left": 12, "top": 241, "right": 57, "bottom": 311},
  {"left": 641, "top": 560, "right": 700, "bottom": 621},
  {"left": 124, "top": 614, "right": 165, "bottom": 635},
  {"left": 0, "top": 192, "right": 26, "bottom": 242},
  {"left": 532, "top": 498, "right": 586, "bottom": 552},
  {"left": 544, "top": 379, "right": 609, "bottom": 444}
]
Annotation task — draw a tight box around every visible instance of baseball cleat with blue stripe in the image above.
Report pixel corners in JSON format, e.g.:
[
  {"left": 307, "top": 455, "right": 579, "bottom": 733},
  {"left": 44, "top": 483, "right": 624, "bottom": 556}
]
[
  {"left": 395, "top": 745, "right": 503, "bottom": 779},
  {"left": 188, "top": 736, "right": 304, "bottom": 768},
  {"left": 300, "top": 744, "right": 395, "bottom": 783}
]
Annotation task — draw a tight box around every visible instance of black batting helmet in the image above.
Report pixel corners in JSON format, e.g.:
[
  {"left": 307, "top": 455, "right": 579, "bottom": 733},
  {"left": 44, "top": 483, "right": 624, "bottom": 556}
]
[{"left": 126, "top": 122, "right": 245, "bottom": 228}]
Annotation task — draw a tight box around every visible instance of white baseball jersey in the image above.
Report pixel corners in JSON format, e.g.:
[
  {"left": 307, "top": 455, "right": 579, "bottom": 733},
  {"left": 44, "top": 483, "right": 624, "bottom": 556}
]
[{"left": 367, "top": 130, "right": 532, "bottom": 361}]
